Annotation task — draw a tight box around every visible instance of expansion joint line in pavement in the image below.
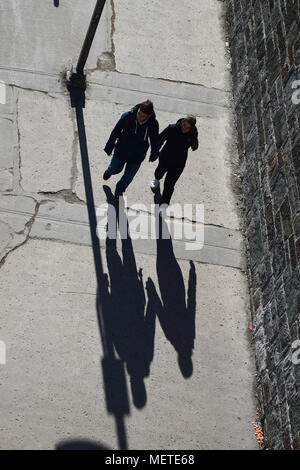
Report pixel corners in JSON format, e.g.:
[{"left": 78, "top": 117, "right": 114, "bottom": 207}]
[
  {"left": 0, "top": 201, "right": 243, "bottom": 271},
  {"left": 0, "top": 65, "right": 229, "bottom": 107},
  {"left": 110, "top": 0, "right": 116, "bottom": 70},
  {"left": 0, "top": 64, "right": 228, "bottom": 91}
]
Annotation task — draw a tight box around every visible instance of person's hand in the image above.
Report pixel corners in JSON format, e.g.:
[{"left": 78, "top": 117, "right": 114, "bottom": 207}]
[{"left": 104, "top": 144, "right": 113, "bottom": 156}]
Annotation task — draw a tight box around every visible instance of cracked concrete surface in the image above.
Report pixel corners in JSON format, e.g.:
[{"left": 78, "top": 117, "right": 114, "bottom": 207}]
[
  {"left": 0, "top": 195, "right": 38, "bottom": 266},
  {"left": 0, "top": 0, "right": 257, "bottom": 450},
  {"left": 0, "top": 0, "right": 110, "bottom": 76},
  {"left": 17, "top": 89, "right": 74, "bottom": 193},
  {"left": 113, "top": 0, "right": 230, "bottom": 89},
  {"left": 0, "top": 238, "right": 254, "bottom": 450}
]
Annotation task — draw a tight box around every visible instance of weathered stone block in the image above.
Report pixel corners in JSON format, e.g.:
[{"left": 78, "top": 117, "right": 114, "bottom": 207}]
[
  {"left": 285, "top": 267, "right": 300, "bottom": 325},
  {"left": 294, "top": 213, "right": 300, "bottom": 238},
  {"left": 296, "top": 237, "right": 300, "bottom": 261},
  {"left": 281, "top": 197, "right": 293, "bottom": 239},
  {"left": 291, "top": 141, "right": 300, "bottom": 191},
  {"left": 289, "top": 392, "right": 300, "bottom": 437},
  {"left": 283, "top": 427, "right": 293, "bottom": 449},
  {"left": 289, "top": 235, "right": 298, "bottom": 271}
]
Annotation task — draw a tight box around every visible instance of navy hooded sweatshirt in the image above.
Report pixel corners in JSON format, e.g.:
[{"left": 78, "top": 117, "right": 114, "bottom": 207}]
[{"left": 104, "top": 104, "right": 159, "bottom": 163}]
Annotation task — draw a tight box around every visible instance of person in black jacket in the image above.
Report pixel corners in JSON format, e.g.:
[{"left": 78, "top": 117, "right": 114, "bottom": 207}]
[
  {"left": 150, "top": 115, "right": 198, "bottom": 217},
  {"left": 103, "top": 100, "right": 159, "bottom": 197}
]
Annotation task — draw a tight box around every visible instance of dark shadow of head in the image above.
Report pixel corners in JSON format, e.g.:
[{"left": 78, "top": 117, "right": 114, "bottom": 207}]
[
  {"left": 130, "top": 375, "right": 147, "bottom": 409},
  {"left": 178, "top": 351, "right": 193, "bottom": 378}
]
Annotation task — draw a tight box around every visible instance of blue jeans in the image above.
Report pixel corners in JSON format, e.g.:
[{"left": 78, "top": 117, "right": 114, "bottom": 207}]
[{"left": 108, "top": 155, "right": 141, "bottom": 193}]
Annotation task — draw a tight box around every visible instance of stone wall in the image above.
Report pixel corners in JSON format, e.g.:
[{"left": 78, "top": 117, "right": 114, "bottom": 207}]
[{"left": 225, "top": 0, "right": 300, "bottom": 449}]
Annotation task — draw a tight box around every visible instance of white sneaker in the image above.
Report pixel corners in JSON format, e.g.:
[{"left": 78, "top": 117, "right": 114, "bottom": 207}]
[
  {"left": 150, "top": 178, "right": 159, "bottom": 192},
  {"left": 158, "top": 204, "right": 168, "bottom": 219}
]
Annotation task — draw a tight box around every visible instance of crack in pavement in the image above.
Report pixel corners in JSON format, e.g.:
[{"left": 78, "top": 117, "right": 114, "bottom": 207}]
[
  {"left": 8, "top": 83, "right": 61, "bottom": 97},
  {"left": 0, "top": 116, "right": 14, "bottom": 124},
  {"left": 108, "top": 71, "right": 231, "bottom": 94},
  {"left": 0, "top": 64, "right": 229, "bottom": 93},
  {"left": 0, "top": 198, "right": 243, "bottom": 269},
  {"left": 0, "top": 65, "right": 228, "bottom": 106},
  {"left": 110, "top": 0, "right": 116, "bottom": 71},
  {"left": 0, "top": 199, "right": 40, "bottom": 269},
  {"left": 70, "top": 110, "right": 79, "bottom": 192},
  {"left": 87, "top": 79, "right": 229, "bottom": 110},
  {"left": 15, "top": 91, "right": 24, "bottom": 192},
  {"left": 37, "top": 190, "right": 86, "bottom": 205}
]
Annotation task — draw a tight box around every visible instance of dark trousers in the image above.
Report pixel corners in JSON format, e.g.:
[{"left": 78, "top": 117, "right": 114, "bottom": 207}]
[
  {"left": 108, "top": 155, "right": 141, "bottom": 193},
  {"left": 154, "top": 161, "right": 184, "bottom": 205}
]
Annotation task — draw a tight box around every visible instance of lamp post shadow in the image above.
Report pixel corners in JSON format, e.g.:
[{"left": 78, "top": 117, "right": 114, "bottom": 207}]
[{"left": 70, "top": 88, "right": 129, "bottom": 450}]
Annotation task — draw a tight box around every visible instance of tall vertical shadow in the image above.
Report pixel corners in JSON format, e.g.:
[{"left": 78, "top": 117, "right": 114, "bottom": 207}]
[
  {"left": 54, "top": 0, "right": 59, "bottom": 7},
  {"left": 153, "top": 191, "right": 197, "bottom": 378},
  {"left": 102, "top": 186, "right": 156, "bottom": 409},
  {"left": 69, "top": 89, "right": 129, "bottom": 449}
]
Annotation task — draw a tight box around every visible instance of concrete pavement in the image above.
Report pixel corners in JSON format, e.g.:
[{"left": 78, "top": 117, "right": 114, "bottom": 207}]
[{"left": 0, "top": 0, "right": 258, "bottom": 450}]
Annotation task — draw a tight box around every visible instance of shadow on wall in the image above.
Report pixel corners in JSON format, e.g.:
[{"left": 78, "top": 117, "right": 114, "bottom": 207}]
[{"left": 54, "top": 0, "right": 59, "bottom": 7}]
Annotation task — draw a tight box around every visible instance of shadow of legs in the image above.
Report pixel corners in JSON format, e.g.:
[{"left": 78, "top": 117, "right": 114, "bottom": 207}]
[{"left": 155, "top": 207, "right": 197, "bottom": 378}]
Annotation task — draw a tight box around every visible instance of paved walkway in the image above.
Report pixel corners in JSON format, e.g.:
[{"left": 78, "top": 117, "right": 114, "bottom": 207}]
[{"left": 0, "top": 0, "right": 257, "bottom": 450}]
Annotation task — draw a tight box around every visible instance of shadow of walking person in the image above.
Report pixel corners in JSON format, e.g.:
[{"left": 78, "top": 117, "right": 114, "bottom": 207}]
[
  {"left": 153, "top": 194, "right": 197, "bottom": 378},
  {"left": 102, "top": 185, "right": 156, "bottom": 409}
]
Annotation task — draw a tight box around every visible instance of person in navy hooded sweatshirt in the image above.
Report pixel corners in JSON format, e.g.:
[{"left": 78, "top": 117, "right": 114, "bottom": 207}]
[{"left": 103, "top": 100, "right": 159, "bottom": 197}]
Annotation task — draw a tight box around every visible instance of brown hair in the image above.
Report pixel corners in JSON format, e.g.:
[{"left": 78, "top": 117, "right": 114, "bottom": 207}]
[
  {"left": 139, "top": 100, "right": 154, "bottom": 115},
  {"left": 183, "top": 115, "right": 197, "bottom": 128}
]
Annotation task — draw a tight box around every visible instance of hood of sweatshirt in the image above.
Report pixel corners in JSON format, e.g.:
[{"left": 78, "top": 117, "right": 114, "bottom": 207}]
[
  {"left": 129, "top": 103, "right": 157, "bottom": 142},
  {"left": 130, "top": 104, "right": 157, "bottom": 124}
]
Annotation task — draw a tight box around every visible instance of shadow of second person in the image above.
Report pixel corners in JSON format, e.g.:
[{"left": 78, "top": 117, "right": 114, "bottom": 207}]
[{"left": 156, "top": 213, "right": 197, "bottom": 378}]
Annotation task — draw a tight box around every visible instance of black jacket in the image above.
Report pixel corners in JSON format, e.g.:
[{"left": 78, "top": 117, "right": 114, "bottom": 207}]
[
  {"left": 153, "top": 119, "right": 198, "bottom": 169},
  {"left": 104, "top": 104, "right": 159, "bottom": 163}
]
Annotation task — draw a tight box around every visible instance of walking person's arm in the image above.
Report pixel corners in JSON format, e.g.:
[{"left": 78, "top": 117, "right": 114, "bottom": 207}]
[
  {"left": 149, "top": 124, "right": 170, "bottom": 162},
  {"left": 148, "top": 120, "right": 160, "bottom": 162},
  {"left": 104, "top": 112, "right": 129, "bottom": 156},
  {"left": 190, "top": 128, "right": 199, "bottom": 151}
]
